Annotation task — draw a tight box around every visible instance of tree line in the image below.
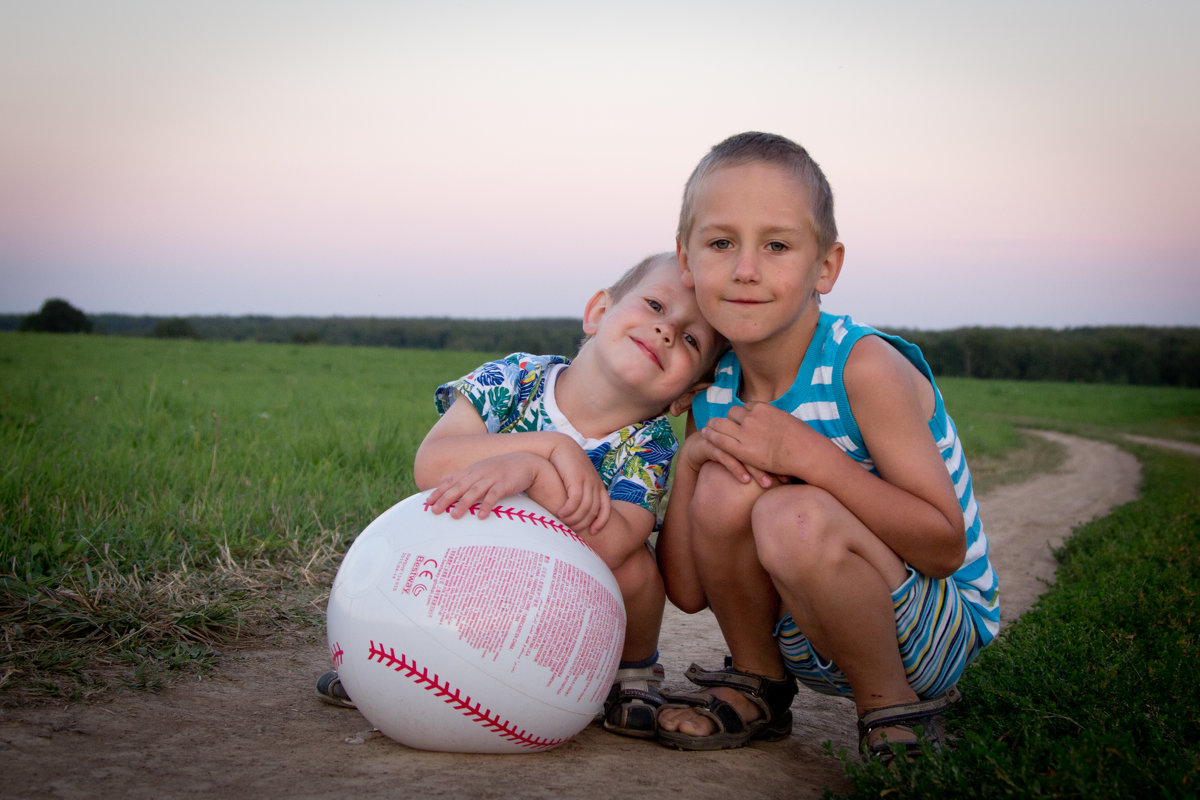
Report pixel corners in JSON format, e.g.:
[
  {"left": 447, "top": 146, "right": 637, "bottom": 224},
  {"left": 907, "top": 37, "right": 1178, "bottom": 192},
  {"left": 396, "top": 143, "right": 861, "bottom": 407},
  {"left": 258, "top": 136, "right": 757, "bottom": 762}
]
[{"left": 4, "top": 299, "right": 1198, "bottom": 387}]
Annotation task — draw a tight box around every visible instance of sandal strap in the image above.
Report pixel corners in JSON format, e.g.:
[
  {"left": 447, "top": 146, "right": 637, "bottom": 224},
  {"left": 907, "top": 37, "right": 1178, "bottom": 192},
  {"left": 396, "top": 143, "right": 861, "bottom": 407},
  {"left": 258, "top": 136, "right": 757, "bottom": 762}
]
[
  {"left": 663, "top": 658, "right": 797, "bottom": 727},
  {"left": 857, "top": 686, "right": 961, "bottom": 733},
  {"left": 657, "top": 688, "right": 766, "bottom": 737},
  {"left": 682, "top": 659, "right": 798, "bottom": 710},
  {"left": 614, "top": 663, "right": 665, "bottom": 685},
  {"left": 607, "top": 663, "right": 665, "bottom": 711},
  {"left": 614, "top": 687, "right": 664, "bottom": 706}
]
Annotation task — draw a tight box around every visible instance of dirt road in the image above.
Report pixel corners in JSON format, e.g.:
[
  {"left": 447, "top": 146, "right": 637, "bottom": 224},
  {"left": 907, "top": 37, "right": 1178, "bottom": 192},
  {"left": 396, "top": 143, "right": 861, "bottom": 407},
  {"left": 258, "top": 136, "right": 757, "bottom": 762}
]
[{"left": 1, "top": 431, "right": 1152, "bottom": 799}]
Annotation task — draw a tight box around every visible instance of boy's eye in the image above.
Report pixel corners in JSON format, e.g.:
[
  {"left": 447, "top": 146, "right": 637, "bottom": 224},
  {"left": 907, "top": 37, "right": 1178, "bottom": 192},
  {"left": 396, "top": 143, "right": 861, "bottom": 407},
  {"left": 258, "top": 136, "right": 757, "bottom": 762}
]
[
  {"left": 683, "top": 332, "right": 700, "bottom": 351},
  {"left": 645, "top": 298, "right": 663, "bottom": 312},
  {"left": 711, "top": 239, "right": 733, "bottom": 250},
  {"left": 767, "top": 241, "right": 788, "bottom": 252}
]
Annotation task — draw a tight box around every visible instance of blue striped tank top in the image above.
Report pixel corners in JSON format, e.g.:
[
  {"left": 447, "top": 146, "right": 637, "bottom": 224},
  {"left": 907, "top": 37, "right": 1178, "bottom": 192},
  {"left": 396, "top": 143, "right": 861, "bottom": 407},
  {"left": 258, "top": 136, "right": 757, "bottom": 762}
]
[{"left": 692, "top": 312, "right": 1001, "bottom": 645}]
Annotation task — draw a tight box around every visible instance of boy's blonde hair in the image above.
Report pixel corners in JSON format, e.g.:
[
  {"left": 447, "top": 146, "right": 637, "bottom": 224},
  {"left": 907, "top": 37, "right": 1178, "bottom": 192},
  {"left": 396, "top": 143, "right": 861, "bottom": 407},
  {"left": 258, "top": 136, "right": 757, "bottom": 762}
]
[
  {"left": 606, "top": 251, "right": 677, "bottom": 303},
  {"left": 677, "top": 131, "right": 839, "bottom": 256}
]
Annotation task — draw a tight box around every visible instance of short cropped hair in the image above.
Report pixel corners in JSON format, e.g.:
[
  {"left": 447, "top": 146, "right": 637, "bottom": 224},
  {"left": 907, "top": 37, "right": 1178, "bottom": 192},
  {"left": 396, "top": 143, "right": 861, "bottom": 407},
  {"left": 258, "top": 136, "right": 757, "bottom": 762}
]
[
  {"left": 606, "top": 251, "right": 677, "bottom": 303},
  {"left": 677, "top": 131, "right": 839, "bottom": 256}
]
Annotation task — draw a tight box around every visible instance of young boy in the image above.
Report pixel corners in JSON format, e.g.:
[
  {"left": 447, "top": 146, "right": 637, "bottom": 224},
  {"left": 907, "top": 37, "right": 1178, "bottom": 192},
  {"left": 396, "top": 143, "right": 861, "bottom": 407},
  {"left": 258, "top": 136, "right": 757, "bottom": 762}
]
[
  {"left": 318, "top": 252, "right": 725, "bottom": 739},
  {"left": 654, "top": 132, "right": 1000, "bottom": 761}
]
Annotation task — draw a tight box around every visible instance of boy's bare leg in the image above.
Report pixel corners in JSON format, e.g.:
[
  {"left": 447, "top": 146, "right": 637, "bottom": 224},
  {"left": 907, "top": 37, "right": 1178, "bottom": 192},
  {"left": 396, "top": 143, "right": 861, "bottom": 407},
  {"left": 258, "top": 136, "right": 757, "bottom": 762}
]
[
  {"left": 612, "top": 545, "right": 666, "bottom": 662},
  {"left": 658, "top": 463, "right": 784, "bottom": 736},
  {"left": 752, "top": 484, "right": 919, "bottom": 745}
]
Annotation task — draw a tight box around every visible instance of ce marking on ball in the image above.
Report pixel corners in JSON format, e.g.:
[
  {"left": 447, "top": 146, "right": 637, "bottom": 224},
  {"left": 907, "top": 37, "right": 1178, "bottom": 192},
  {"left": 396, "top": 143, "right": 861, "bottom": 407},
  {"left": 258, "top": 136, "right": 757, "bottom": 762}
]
[{"left": 406, "top": 557, "right": 439, "bottom": 596}]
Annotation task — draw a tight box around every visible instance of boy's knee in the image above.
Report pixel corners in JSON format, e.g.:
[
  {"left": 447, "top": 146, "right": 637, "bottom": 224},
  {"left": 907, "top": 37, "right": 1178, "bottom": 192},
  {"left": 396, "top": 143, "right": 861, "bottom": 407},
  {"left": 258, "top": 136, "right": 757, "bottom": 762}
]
[
  {"left": 611, "top": 544, "right": 663, "bottom": 596},
  {"left": 751, "top": 485, "right": 843, "bottom": 571},
  {"left": 666, "top": 589, "right": 707, "bottom": 615},
  {"left": 691, "top": 461, "right": 762, "bottom": 539}
]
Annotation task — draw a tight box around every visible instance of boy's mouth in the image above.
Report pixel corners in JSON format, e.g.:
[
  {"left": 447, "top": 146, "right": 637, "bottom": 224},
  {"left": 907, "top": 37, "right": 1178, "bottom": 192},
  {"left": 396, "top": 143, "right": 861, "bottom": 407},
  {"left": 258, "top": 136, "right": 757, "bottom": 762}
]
[{"left": 632, "top": 337, "right": 663, "bottom": 369}]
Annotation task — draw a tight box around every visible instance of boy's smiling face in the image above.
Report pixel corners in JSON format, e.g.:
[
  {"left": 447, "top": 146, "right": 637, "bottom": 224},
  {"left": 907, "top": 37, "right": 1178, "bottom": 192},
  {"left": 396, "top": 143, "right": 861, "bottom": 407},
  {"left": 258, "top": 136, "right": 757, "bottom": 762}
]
[
  {"left": 583, "top": 259, "right": 721, "bottom": 412},
  {"left": 678, "top": 161, "right": 843, "bottom": 348}
]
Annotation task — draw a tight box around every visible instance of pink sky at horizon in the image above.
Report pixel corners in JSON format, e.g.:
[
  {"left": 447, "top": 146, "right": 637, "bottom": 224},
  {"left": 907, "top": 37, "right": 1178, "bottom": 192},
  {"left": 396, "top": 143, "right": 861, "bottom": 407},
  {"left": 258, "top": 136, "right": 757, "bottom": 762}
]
[{"left": 2, "top": 1, "right": 1197, "bottom": 330}]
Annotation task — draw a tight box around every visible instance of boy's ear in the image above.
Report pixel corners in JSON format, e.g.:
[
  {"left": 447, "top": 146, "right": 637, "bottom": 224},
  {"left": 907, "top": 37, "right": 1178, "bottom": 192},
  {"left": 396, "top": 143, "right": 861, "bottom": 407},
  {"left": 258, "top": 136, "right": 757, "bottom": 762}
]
[
  {"left": 816, "top": 242, "right": 845, "bottom": 295},
  {"left": 676, "top": 238, "right": 696, "bottom": 289},
  {"left": 582, "top": 289, "right": 610, "bottom": 336}
]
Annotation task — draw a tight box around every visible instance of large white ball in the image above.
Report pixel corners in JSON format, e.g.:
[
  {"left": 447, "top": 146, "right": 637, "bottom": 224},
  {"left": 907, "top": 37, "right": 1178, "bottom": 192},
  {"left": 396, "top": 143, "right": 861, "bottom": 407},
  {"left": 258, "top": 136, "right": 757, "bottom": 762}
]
[{"left": 326, "top": 491, "right": 626, "bottom": 753}]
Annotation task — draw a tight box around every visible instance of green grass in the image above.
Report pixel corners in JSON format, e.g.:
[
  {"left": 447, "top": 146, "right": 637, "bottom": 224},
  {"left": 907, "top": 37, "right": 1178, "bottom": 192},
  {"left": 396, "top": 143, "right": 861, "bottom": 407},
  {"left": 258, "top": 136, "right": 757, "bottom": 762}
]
[
  {"left": 831, "top": 379, "right": 1200, "bottom": 798},
  {"left": 835, "top": 446, "right": 1200, "bottom": 798},
  {"left": 3, "top": 333, "right": 1200, "bottom": 799},
  {"left": 941, "top": 376, "right": 1200, "bottom": 447},
  {"left": 1, "top": 333, "right": 497, "bottom": 699}
]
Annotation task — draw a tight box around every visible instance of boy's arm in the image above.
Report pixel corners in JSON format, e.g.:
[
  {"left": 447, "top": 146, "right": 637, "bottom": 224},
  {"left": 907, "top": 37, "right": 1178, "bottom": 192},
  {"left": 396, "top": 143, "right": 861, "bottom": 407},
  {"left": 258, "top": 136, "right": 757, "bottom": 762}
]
[
  {"left": 585, "top": 499, "right": 657, "bottom": 571},
  {"left": 415, "top": 397, "right": 609, "bottom": 531},
  {"left": 839, "top": 337, "right": 966, "bottom": 575},
  {"left": 701, "top": 338, "right": 966, "bottom": 578}
]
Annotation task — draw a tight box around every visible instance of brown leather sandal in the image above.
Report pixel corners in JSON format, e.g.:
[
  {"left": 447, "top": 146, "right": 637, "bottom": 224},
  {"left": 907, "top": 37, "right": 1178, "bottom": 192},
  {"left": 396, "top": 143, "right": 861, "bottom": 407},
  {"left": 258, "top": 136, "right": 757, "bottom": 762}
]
[
  {"left": 857, "top": 686, "right": 962, "bottom": 763},
  {"left": 656, "top": 658, "right": 798, "bottom": 751}
]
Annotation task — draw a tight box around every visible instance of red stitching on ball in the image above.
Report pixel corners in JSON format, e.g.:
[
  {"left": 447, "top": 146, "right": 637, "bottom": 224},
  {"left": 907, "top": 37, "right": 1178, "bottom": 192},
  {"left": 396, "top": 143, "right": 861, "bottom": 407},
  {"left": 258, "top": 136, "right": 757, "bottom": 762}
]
[
  {"left": 329, "top": 641, "right": 345, "bottom": 668},
  {"left": 421, "top": 500, "right": 588, "bottom": 548},
  {"left": 366, "top": 640, "right": 567, "bottom": 750}
]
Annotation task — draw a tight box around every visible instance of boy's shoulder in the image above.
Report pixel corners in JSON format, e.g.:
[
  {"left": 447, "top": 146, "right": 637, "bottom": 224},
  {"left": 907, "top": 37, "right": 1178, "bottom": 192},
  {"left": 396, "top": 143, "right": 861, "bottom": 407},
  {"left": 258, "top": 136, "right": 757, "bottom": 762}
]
[{"left": 464, "top": 352, "right": 570, "bottom": 384}]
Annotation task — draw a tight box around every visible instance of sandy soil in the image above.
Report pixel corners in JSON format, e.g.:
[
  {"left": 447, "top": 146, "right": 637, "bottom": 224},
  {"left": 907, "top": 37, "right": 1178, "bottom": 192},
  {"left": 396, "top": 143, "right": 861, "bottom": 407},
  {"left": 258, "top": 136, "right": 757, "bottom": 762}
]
[{"left": 2, "top": 430, "right": 1165, "bottom": 800}]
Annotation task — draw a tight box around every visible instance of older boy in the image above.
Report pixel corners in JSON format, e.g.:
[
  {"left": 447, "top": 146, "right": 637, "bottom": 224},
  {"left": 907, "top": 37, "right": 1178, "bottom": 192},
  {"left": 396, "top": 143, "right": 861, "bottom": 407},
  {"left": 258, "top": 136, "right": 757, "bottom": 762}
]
[
  {"left": 320, "top": 252, "right": 725, "bottom": 739},
  {"left": 655, "top": 133, "right": 999, "bottom": 761}
]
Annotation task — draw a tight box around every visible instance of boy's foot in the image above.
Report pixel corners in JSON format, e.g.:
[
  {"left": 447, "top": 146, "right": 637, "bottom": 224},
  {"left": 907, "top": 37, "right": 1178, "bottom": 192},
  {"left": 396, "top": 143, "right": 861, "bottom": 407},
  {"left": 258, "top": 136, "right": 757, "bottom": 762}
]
[
  {"left": 315, "top": 670, "right": 356, "bottom": 708},
  {"left": 602, "top": 663, "right": 665, "bottom": 739},
  {"left": 857, "top": 686, "right": 961, "bottom": 763},
  {"left": 656, "top": 659, "right": 798, "bottom": 751}
]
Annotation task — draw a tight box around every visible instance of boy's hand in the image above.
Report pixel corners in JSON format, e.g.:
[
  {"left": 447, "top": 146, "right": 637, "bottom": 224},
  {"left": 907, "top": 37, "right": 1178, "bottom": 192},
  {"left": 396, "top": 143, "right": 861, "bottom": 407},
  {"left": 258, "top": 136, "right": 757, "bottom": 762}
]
[
  {"left": 681, "top": 420, "right": 778, "bottom": 488},
  {"left": 424, "top": 453, "right": 543, "bottom": 521},
  {"left": 702, "top": 402, "right": 834, "bottom": 486},
  {"left": 669, "top": 381, "right": 712, "bottom": 418},
  {"left": 547, "top": 441, "right": 611, "bottom": 534}
]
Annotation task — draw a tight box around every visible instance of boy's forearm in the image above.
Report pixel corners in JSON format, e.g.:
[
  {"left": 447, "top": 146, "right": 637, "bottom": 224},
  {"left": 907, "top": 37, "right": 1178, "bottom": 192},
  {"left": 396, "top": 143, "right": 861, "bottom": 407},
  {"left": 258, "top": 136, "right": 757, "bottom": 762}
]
[
  {"left": 414, "top": 430, "right": 577, "bottom": 489},
  {"left": 584, "top": 500, "right": 656, "bottom": 569},
  {"left": 796, "top": 449, "right": 965, "bottom": 578},
  {"left": 515, "top": 457, "right": 571, "bottom": 516}
]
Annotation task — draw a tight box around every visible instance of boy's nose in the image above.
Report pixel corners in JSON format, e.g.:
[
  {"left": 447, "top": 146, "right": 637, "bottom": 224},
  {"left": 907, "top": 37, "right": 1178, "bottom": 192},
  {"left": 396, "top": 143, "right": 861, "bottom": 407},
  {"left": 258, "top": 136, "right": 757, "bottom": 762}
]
[
  {"left": 655, "top": 323, "right": 674, "bottom": 344},
  {"left": 734, "top": 253, "right": 761, "bottom": 282}
]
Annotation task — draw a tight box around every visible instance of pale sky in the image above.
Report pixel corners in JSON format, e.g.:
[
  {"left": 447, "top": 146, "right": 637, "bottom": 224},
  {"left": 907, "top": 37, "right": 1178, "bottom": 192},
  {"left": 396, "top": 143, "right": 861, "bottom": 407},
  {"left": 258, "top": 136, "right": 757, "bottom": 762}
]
[{"left": 2, "top": 0, "right": 1198, "bottom": 329}]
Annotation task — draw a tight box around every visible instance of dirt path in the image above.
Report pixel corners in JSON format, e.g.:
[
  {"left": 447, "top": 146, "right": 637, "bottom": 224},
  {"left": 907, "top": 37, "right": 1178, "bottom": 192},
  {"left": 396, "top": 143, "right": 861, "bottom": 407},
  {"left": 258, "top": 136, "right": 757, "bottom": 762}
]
[{"left": 1, "top": 431, "right": 1149, "bottom": 800}]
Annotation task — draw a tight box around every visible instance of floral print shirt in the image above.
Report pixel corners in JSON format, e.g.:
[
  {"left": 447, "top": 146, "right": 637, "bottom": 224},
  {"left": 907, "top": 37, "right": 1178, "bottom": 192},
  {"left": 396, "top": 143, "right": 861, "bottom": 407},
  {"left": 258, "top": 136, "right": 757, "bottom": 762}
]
[{"left": 435, "top": 352, "right": 678, "bottom": 514}]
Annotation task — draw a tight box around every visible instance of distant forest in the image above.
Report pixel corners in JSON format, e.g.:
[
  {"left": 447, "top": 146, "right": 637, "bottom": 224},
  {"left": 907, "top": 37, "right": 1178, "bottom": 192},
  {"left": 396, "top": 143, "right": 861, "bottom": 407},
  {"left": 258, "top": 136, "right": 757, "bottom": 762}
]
[{"left": 3, "top": 311, "right": 1198, "bottom": 387}]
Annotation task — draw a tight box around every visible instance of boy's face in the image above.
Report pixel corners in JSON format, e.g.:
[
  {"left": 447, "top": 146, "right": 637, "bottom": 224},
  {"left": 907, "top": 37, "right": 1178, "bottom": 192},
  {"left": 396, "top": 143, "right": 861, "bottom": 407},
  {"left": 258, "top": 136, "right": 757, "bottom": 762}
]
[
  {"left": 585, "top": 260, "right": 722, "bottom": 410},
  {"left": 678, "top": 161, "right": 842, "bottom": 347}
]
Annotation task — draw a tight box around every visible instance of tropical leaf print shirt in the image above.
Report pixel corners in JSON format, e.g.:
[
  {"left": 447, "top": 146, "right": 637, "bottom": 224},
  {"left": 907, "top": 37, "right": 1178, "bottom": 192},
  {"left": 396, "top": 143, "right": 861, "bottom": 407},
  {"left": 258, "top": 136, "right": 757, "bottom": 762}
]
[{"left": 435, "top": 352, "right": 678, "bottom": 515}]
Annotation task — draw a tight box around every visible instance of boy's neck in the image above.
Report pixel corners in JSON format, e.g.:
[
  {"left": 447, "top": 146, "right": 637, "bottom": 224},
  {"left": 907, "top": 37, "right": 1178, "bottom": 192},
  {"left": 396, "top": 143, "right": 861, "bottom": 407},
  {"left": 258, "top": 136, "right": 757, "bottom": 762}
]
[
  {"left": 734, "top": 309, "right": 824, "bottom": 403},
  {"left": 553, "top": 360, "right": 657, "bottom": 439}
]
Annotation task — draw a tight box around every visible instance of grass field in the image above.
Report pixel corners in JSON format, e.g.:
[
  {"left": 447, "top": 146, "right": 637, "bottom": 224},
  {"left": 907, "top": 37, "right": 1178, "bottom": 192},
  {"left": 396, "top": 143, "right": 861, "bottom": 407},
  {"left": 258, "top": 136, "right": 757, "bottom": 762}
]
[{"left": 3, "top": 333, "right": 1199, "bottom": 796}]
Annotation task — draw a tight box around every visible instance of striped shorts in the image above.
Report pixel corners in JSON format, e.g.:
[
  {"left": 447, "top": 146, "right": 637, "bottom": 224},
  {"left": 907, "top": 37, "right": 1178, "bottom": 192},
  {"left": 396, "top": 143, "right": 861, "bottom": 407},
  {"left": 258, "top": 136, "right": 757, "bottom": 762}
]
[{"left": 775, "top": 566, "right": 982, "bottom": 698}]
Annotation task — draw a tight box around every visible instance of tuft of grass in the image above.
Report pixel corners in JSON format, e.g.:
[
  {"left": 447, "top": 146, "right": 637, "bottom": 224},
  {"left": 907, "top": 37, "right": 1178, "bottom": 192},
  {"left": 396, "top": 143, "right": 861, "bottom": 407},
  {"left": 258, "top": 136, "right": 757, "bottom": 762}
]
[
  {"left": 0, "top": 532, "right": 347, "bottom": 702},
  {"left": 833, "top": 445, "right": 1200, "bottom": 799}
]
